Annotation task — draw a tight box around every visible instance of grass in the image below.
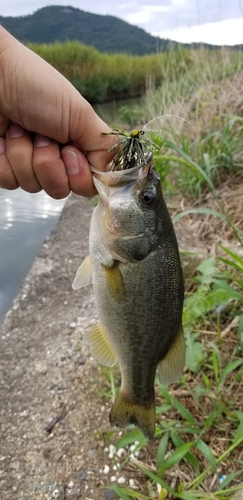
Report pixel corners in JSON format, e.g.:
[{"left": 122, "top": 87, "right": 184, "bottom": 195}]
[
  {"left": 152, "top": 114, "right": 243, "bottom": 199},
  {"left": 142, "top": 48, "right": 243, "bottom": 124}
]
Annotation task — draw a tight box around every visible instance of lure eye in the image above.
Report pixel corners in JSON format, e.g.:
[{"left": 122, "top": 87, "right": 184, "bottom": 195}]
[{"left": 141, "top": 190, "right": 156, "bottom": 206}]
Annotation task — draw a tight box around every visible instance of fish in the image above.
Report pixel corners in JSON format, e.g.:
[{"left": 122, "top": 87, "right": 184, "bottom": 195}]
[{"left": 73, "top": 153, "right": 185, "bottom": 440}]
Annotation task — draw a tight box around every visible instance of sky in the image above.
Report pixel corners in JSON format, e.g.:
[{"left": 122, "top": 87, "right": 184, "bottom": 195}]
[{"left": 1, "top": 0, "right": 243, "bottom": 45}]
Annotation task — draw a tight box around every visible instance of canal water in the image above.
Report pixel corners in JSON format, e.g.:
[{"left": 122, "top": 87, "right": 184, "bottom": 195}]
[{"left": 0, "top": 188, "right": 66, "bottom": 324}]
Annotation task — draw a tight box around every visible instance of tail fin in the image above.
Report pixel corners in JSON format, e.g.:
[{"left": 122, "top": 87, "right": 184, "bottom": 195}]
[{"left": 109, "top": 391, "right": 155, "bottom": 440}]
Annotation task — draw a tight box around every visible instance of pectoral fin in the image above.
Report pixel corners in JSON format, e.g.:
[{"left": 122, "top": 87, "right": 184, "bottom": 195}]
[
  {"left": 102, "top": 264, "right": 126, "bottom": 301},
  {"left": 84, "top": 323, "right": 117, "bottom": 367},
  {"left": 72, "top": 256, "right": 92, "bottom": 290},
  {"left": 158, "top": 328, "right": 185, "bottom": 385}
]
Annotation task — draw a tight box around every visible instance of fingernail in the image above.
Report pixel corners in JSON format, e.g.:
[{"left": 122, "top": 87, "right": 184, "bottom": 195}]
[
  {"left": 9, "top": 124, "right": 25, "bottom": 138},
  {"left": 34, "top": 134, "right": 52, "bottom": 147},
  {"left": 62, "top": 149, "right": 80, "bottom": 175},
  {"left": 0, "top": 138, "right": 5, "bottom": 154}
]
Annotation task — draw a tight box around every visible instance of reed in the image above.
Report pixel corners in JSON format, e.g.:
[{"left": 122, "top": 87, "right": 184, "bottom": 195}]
[{"left": 27, "top": 41, "right": 217, "bottom": 103}]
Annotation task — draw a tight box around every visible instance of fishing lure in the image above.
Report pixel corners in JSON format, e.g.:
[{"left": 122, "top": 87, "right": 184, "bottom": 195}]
[
  {"left": 102, "top": 128, "right": 159, "bottom": 170},
  {"left": 102, "top": 115, "right": 189, "bottom": 171}
]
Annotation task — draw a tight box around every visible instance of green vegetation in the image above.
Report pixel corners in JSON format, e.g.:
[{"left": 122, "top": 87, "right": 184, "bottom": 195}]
[
  {"left": 26, "top": 41, "right": 243, "bottom": 104},
  {"left": 27, "top": 40, "right": 165, "bottom": 103},
  {"left": 92, "top": 47, "right": 243, "bottom": 499}
]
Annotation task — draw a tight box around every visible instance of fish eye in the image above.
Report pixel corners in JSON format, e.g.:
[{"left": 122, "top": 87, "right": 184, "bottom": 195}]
[{"left": 141, "top": 189, "right": 156, "bottom": 206}]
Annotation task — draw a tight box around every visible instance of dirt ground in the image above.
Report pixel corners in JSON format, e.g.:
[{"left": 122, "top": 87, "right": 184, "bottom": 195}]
[{"left": 0, "top": 174, "right": 242, "bottom": 500}]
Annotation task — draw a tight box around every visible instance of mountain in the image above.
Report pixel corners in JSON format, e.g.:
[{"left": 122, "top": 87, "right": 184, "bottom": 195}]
[
  {"left": 1, "top": 6, "right": 242, "bottom": 56},
  {"left": 0, "top": 5, "right": 167, "bottom": 55}
]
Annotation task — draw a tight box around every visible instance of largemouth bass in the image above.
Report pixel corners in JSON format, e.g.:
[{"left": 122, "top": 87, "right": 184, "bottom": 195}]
[{"left": 73, "top": 154, "right": 185, "bottom": 439}]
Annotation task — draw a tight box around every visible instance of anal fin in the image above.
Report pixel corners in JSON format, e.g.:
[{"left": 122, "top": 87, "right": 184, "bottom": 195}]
[
  {"left": 158, "top": 327, "right": 185, "bottom": 385},
  {"left": 84, "top": 323, "right": 117, "bottom": 367}
]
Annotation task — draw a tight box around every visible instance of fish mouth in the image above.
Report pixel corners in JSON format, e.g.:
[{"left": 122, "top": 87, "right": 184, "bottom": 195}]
[{"left": 90, "top": 152, "right": 152, "bottom": 188}]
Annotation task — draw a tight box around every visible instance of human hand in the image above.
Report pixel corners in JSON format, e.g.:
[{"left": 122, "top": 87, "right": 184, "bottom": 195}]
[{"left": 0, "top": 27, "right": 116, "bottom": 198}]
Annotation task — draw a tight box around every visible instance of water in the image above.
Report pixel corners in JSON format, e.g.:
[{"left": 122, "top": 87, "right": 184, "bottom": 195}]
[{"left": 0, "top": 188, "right": 66, "bottom": 324}]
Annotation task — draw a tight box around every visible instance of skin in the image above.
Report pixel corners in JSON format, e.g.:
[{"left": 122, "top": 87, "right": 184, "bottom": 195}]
[{"left": 0, "top": 27, "right": 116, "bottom": 199}]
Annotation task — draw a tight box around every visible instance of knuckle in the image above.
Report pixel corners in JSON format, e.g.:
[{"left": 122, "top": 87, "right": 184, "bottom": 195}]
[{"left": 34, "top": 157, "right": 53, "bottom": 172}]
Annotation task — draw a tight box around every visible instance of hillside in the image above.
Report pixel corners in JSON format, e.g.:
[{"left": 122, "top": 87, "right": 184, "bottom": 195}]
[{"left": 0, "top": 5, "right": 166, "bottom": 55}]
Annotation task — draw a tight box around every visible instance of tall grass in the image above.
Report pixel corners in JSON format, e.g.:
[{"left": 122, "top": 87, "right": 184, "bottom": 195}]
[
  {"left": 28, "top": 40, "right": 243, "bottom": 104},
  {"left": 143, "top": 47, "right": 243, "bottom": 121},
  {"left": 28, "top": 40, "right": 162, "bottom": 102}
]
